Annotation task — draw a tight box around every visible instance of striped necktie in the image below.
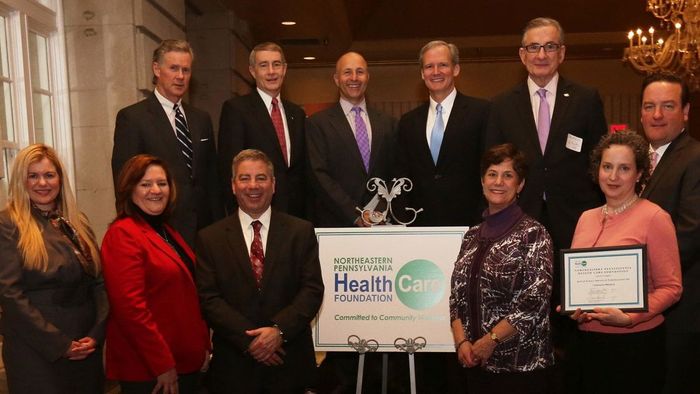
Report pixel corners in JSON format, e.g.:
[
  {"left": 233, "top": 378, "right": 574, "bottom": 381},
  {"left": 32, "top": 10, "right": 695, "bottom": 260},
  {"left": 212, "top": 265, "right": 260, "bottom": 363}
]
[{"left": 174, "top": 103, "right": 193, "bottom": 173}]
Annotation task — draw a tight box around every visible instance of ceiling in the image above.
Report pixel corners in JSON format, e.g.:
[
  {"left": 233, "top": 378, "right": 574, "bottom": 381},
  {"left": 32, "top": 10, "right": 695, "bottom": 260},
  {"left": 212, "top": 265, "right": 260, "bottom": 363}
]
[{"left": 214, "top": 0, "right": 659, "bottom": 65}]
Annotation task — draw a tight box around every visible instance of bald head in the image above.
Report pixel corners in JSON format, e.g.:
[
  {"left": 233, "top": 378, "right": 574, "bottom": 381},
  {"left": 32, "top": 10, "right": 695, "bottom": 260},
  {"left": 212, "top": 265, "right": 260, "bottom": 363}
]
[{"left": 334, "top": 52, "right": 369, "bottom": 105}]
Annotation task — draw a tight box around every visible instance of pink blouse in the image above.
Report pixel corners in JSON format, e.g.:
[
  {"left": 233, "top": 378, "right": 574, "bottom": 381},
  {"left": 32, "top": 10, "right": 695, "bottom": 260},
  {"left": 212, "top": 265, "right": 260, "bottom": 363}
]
[{"left": 571, "top": 198, "right": 682, "bottom": 334}]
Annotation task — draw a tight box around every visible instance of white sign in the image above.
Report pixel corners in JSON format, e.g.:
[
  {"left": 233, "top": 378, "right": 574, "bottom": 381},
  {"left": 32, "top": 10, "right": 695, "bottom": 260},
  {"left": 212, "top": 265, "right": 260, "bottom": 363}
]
[{"left": 313, "top": 226, "right": 467, "bottom": 352}]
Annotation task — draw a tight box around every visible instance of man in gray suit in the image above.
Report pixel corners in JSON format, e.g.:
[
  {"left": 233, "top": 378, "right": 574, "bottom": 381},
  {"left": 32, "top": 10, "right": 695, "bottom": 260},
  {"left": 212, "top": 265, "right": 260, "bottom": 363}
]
[
  {"left": 638, "top": 72, "right": 700, "bottom": 394},
  {"left": 306, "top": 51, "right": 396, "bottom": 228},
  {"left": 112, "top": 39, "right": 223, "bottom": 247}
]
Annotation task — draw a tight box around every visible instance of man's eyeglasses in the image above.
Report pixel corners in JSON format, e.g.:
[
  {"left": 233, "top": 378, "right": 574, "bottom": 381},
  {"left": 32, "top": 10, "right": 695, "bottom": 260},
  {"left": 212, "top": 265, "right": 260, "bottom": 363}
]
[{"left": 522, "top": 42, "right": 562, "bottom": 53}]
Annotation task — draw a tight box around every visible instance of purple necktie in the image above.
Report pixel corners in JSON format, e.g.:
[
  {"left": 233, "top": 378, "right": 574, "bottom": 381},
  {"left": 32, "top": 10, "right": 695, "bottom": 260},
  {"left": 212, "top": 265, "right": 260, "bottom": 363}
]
[
  {"left": 536, "top": 89, "right": 550, "bottom": 153},
  {"left": 650, "top": 150, "right": 659, "bottom": 175},
  {"left": 352, "top": 107, "right": 371, "bottom": 171}
]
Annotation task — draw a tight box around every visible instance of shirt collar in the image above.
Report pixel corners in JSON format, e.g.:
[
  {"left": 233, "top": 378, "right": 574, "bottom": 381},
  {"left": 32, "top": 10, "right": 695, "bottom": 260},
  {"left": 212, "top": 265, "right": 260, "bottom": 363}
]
[
  {"left": 257, "top": 88, "right": 281, "bottom": 110},
  {"left": 649, "top": 128, "right": 684, "bottom": 157},
  {"left": 527, "top": 73, "right": 559, "bottom": 97},
  {"left": 429, "top": 88, "right": 457, "bottom": 113},
  {"left": 339, "top": 97, "right": 367, "bottom": 115},
  {"left": 238, "top": 206, "right": 272, "bottom": 230},
  {"left": 154, "top": 87, "right": 182, "bottom": 109}
]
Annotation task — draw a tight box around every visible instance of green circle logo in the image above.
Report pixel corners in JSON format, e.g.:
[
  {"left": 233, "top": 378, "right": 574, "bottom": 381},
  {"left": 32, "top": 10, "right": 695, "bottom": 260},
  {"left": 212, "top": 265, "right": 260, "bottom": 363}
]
[{"left": 395, "top": 259, "right": 445, "bottom": 310}]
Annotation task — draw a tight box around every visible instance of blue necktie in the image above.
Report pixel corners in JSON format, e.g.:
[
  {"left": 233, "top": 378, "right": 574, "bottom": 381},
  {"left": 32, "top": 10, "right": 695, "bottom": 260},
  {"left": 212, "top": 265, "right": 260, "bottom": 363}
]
[{"left": 430, "top": 103, "right": 444, "bottom": 164}]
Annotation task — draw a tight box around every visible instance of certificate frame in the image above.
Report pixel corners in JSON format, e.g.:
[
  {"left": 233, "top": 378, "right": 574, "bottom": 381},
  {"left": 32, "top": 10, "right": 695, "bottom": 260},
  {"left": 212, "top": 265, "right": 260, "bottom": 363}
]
[{"left": 560, "top": 244, "right": 648, "bottom": 313}]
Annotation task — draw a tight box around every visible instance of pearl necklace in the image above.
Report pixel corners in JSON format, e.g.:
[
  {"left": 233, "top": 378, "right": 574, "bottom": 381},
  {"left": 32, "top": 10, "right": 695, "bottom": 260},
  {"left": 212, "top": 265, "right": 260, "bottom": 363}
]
[{"left": 602, "top": 195, "right": 639, "bottom": 217}]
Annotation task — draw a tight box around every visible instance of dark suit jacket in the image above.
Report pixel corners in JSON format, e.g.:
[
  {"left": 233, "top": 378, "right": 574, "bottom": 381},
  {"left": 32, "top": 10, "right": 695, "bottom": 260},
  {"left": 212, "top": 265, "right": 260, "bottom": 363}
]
[
  {"left": 218, "top": 92, "right": 307, "bottom": 218},
  {"left": 195, "top": 210, "right": 324, "bottom": 393},
  {"left": 396, "top": 92, "right": 490, "bottom": 226},
  {"left": 485, "top": 77, "right": 607, "bottom": 250},
  {"left": 101, "top": 215, "right": 210, "bottom": 381},
  {"left": 306, "top": 103, "right": 397, "bottom": 227},
  {"left": 0, "top": 210, "right": 107, "bottom": 393},
  {"left": 112, "top": 93, "right": 223, "bottom": 247},
  {"left": 642, "top": 131, "right": 700, "bottom": 333}
]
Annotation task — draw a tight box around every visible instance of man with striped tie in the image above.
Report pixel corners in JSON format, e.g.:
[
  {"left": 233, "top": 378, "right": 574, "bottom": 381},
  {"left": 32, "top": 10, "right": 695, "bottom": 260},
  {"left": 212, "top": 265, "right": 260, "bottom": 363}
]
[{"left": 112, "top": 39, "right": 223, "bottom": 247}]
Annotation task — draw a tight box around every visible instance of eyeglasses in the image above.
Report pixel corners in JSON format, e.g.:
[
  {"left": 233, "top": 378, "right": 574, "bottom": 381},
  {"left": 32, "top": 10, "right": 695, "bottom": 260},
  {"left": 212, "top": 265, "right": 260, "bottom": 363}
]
[{"left": 522, "top": 42, "right": 562, "bottom": 53}]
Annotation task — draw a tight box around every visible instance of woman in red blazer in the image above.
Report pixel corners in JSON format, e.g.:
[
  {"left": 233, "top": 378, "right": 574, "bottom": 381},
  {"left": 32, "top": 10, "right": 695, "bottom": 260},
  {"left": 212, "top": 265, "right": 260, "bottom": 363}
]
[{"left": 102, "top": 154, "right": 210, "bottom": 394}]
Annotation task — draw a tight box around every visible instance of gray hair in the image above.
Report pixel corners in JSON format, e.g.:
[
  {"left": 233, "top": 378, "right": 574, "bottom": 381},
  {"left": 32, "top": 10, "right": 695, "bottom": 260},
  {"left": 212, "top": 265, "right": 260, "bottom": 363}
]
[
  {"left": 232, "top": 149, "right": 275, "bottom": 178},
  {"left": 521, "top": 17, "right": 565, "bottom": 46},
  {"left": 418, "top": 40, "right": 459, "bottom": 66},
  {"left": 249, "top": 42, "right": 286, "bottom": 67}
]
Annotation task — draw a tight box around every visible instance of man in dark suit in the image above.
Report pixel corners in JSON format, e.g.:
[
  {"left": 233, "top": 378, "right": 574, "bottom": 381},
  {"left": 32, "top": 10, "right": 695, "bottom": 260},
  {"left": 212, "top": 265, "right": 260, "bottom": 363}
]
[
  {"left": 485, "top": 17, "right": 607, "bottom": 253},
  {"left": 196, "top": 149, "right": 324, "bottom": 393},
  {"left": 395, "top": 40, "right": 489, "bottom": 394},
  {"left": 397, "top": 40, "right": 489, "bottom": 228},
  {"left": 112, "top": 39, "right": 223, "bottom": 247},
  {"left": 218, "top": 42, "right": 307, "bottom": 218},
  {"left": 306, "top": 51, "right": 396, "bottom": 393},
  {"left": 307, "top": 51, "right": 396, "bottom": 228},
  {"left": 638, "top": 72, "right": 700, "bottom": 394}
]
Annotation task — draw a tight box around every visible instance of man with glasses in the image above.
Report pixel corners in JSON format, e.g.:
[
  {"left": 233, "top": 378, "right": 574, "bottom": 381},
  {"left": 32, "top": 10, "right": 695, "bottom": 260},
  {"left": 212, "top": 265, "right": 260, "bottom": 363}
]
[
  {"left": 485, "top": 18, "right": 607, "bottom": 390},
  {"left": 218, "top": 42, "right": 307, "bottom": 219}
]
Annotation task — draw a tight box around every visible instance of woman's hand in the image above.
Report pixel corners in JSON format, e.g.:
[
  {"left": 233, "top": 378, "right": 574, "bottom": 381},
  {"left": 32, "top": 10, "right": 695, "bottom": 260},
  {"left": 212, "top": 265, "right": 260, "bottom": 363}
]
[
  {"left": 471, "top": 335, "right": 498, "bottom": 365},
  {"left": 586, "top": 307, "right": 632, "bottom": 327},
  {"left": 64, "top": 337, "right": 97, "bottom": 360},
  {"left": 455, "top": 340, "right": 480, "bottom": 368},
  {"left": 200, "top": 350, "right": 211, "bottom": 372},
  {"left": 152, "top": 368, "right": 178, "bottom": 394}
]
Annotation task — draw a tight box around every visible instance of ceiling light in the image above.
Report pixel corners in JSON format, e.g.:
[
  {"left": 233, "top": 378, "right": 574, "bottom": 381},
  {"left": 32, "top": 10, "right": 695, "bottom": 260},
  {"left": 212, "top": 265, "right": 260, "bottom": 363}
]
[
  {"left": 281, "top": 21, "right": 296, "bottom": 26},
  {"left": 303, "top": 56, "right": 316, "bottom": 60}
]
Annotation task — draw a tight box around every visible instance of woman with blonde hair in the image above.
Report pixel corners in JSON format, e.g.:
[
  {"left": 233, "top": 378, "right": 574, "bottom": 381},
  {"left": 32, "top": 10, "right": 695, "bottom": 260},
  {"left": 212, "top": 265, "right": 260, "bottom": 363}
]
[{"left": 0, "top": 144, "right": 107, "bottom": 393}]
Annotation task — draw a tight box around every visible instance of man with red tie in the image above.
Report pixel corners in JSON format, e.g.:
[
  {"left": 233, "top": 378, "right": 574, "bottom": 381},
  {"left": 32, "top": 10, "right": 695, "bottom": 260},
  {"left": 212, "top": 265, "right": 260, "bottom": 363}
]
[
  {"left": 218, "top": 43, "right": 308, "bottom": 219},
  {"left": 196, "top": 149, "right": 324, "bottom": 393}
]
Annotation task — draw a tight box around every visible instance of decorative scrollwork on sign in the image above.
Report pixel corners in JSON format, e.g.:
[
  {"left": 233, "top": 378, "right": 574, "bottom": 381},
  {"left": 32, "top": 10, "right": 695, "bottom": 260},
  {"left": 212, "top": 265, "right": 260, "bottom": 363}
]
[
  {"left": 356, "top": 177, "right": 423, "bottom": 226},
  {"left": 393, "top": 336, "right": 427, "bottom": 354},
  {"left": 347, "top": 335, "right": 379, "bottom": 354}
]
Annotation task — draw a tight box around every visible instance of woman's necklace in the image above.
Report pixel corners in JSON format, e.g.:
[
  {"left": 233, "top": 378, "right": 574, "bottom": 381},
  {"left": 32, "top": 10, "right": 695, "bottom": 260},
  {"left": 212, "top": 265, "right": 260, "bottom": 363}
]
[{"left": 602, "top": 194, "right": 639, "bottom": 217}]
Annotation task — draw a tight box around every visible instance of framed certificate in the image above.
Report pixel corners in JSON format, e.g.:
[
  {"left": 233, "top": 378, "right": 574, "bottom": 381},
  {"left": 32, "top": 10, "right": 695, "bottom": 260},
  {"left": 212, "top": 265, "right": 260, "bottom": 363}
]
[{"left": 560, "top": 245, "right": 648, "bottom": 313}]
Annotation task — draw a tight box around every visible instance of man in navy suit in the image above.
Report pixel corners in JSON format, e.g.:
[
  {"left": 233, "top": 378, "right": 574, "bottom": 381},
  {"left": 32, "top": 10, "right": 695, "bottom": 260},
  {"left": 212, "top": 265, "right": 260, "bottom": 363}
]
[
  {"left": 218, "top": 42, "right": 307, "bottom": 218},
  {"left": 112, "top": 39, "right": 223, "bottom": 247},
  {"left": 396, "top": 40, "right": 489, "bottom": 228},
  {"left": 638, "top": 72, "right": 700, "bottom": 394},
  {"left": 396, "top": 40, "right": 490, "bottom": 394},
  {"left": 196, "top": 149, "right": 324, "bottom": 393}
]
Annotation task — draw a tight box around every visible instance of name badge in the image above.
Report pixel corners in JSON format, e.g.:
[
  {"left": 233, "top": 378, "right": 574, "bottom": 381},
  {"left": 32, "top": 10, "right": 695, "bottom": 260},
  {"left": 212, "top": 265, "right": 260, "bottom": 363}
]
[{"left": 566, "top": 133, "right": 583, "bottom": 152}]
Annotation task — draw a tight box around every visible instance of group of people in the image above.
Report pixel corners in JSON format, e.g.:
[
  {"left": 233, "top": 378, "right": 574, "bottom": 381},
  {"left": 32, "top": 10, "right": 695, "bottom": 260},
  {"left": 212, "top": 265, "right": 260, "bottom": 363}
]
[{"left": 0, "top": 14, "right": 697, "bottom": 394}]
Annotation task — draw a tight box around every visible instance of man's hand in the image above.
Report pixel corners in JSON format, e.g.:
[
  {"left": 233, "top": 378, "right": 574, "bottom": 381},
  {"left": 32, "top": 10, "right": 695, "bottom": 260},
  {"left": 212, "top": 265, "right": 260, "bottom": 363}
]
[{"left": 246, "top": 326, "right": 285, "bottom": 366}]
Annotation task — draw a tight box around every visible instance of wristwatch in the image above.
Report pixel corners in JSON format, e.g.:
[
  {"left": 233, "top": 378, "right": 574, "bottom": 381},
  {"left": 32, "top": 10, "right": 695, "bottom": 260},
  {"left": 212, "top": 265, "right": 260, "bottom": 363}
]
[{"left": 489, "top": 331, "right": 500, "bottom": 344}]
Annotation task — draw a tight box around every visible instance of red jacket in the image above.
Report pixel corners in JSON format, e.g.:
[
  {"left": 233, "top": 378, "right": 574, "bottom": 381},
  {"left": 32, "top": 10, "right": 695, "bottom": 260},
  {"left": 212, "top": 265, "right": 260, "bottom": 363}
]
[{"left": 101, "top": 216, "right": 209, "bottom": 381}]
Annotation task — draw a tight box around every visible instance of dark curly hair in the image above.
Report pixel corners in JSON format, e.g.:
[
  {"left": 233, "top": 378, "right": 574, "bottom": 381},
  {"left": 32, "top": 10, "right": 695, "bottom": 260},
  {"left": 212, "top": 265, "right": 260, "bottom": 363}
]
[
  {"left": 480, "top": 143, "right": 529, "bottom": 181},
  {"left": 589, "top": 130, "right": 650, "bottom": 194}
]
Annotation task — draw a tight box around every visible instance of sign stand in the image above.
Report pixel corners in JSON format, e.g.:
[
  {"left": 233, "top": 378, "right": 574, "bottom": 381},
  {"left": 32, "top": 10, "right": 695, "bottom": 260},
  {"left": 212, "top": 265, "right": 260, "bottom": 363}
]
[
  {"left": 347, "top": 335, "right": 378, "bottom": 394},
  {"left": 394, "top": 337, "right": 427, "bottom": 394}
]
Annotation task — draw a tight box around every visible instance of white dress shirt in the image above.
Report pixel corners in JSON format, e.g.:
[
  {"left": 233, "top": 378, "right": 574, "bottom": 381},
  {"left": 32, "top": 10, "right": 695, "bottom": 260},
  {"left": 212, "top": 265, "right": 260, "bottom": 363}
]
[
  {"left": 425, "top": 88, "right": 457, "bottom": 147},
  {"left": 257, "top": 88, "right": 291, "bottom": 165},
  {"left": 238, "top": 207, "right": 272, "bottom": 255}
]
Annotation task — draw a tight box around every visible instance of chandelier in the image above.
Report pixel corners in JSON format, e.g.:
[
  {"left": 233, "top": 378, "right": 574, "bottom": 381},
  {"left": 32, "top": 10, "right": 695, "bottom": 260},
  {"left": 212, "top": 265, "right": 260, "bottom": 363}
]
[{"left": 623, "top": 0, "right": 700, "bottom": 90}]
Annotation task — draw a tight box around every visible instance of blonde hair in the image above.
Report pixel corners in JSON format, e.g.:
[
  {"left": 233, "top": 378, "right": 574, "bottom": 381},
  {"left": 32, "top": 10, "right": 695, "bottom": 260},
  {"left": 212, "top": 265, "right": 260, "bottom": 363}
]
[{"left": 7, "top": 144, "right": 100, "bottom": 273}]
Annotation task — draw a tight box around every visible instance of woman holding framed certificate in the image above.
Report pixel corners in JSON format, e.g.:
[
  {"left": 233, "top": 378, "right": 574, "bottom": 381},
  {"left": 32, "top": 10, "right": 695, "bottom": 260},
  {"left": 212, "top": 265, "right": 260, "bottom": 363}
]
[
  {"left": 568, "top": 130, "right": 682, "bottom": 393},
  {"left": 450, "top": 143, "right": 554, "bottom": 393}
]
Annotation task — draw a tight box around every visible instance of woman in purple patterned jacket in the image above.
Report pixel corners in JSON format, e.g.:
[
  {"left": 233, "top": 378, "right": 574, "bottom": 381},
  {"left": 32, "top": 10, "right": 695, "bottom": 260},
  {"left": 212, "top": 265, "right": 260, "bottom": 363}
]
[{"left": 450, "top": 143, "right": 554, "bottom": 394}]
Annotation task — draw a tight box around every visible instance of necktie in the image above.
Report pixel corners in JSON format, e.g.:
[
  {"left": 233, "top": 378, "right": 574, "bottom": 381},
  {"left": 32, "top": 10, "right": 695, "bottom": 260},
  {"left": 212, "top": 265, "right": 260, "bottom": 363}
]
[
  {"left": 270, "top": 97, "right": 289, "bottom": 165},
  {"left": 250, "top": 220, "right": 264, "bottom": 287},
  {"left": 351, "top": 107, "right": 371, "bottom": 172},
  {"left": 430, "top": 103, "right": 444, "bottom": 164},
  {"left": 536, "top": 89, "right": 550, "bottom": 153},
  {"left": 649, "top": 150, "right": 659, "bottom": 175},
  {"left": 174, "top": 104, "right": 193, "bottom": 173}
]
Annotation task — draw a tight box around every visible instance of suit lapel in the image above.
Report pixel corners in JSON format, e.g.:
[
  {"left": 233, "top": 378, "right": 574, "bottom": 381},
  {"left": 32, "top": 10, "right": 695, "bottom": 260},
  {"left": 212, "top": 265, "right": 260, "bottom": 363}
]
[
  {"left": 251, "top": 93, "right": 288, "bottom": 167},
  {"left": 643, "top": 132, "right": 689, "bottom": 196},
  {"left": 330, "top": 103, "right": 367, "bottom": 174},
  {"left": 413, "top": 103, "right": 434, "bottom": 167},
  {"left": 284, "top": 99, "right": 302, "bottom": 168},
  {"left": 548, "top": 77, "right": 573, "bottom": 155},
  {"left": 260, "top": 211, "right": 284, "bottom": 289},
  {"left": 139, "top": 219, "right": 193, "bottom": 281},
  {"left": 224, "top": 214, "right": 259, "bottom": 287},
  {"left": 367, "top": 108, "right": 386, "bottom": 173},
  {"left": 147, "top": 94, "right": 182, "bottom": 162},
  {"left": 514, "top": 83, "right": 543, "bottom": 157}
]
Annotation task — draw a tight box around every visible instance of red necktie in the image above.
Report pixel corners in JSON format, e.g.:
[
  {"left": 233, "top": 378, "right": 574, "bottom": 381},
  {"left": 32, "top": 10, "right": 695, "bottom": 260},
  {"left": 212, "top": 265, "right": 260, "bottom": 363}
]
[
  {"left": 250, "top": 220, "right": 264, "bottom": 287},
  {"left": 270, "top": 97, "right": 288, "bottom": 165}
]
